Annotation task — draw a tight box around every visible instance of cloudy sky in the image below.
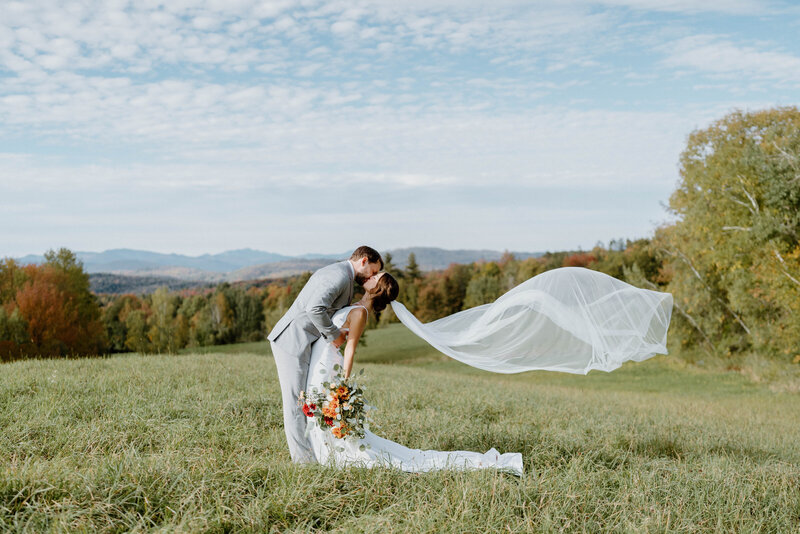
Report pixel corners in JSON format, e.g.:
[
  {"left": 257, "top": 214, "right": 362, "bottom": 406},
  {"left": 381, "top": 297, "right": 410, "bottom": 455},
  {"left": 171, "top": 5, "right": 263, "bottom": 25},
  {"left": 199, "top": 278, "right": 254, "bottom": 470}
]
[{"left": 2, "top": 0, "right": 799, "bottom": 257}]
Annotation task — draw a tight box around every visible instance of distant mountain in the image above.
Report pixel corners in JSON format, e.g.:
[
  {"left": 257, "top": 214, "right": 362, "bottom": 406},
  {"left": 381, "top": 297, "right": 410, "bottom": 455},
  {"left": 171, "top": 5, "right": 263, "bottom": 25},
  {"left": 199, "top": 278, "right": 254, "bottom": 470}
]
[
  {"left": 295, "top": 252, "right": 350, "bottom": 260},
  {"left": 229, "top": 259, "right": 337, "bottom": 281},
  {"left": 14, "top": 248, "right": 294, "bottom": 274},
  {"left": 14, "top": 247, "right": 544, "bottom": 290}
]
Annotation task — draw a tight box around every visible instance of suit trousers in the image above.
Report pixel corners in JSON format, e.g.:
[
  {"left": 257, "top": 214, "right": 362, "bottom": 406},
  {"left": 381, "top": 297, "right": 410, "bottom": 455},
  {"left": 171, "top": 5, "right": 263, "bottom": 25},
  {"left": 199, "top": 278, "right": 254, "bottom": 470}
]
[{"left": 270, "top": 341, "right": 315, "bottom": 463}]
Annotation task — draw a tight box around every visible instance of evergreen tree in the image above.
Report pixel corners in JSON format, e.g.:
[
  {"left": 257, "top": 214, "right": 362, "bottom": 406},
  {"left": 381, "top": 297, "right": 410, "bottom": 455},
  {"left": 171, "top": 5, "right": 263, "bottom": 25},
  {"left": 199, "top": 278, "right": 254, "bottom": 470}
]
[
  {"left": 405, "top": 253, "right": 421, "bottom": 280},
  {"left": 383, "top": 252, "right": 403, "bottom": 279}
]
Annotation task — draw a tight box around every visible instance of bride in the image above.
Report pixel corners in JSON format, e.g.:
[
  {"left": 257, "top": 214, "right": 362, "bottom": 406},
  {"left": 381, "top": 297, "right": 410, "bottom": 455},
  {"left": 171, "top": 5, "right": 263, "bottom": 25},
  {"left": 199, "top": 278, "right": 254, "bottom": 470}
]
[
  {"left": 303, "top": 267, "right": 673, "bottom": 475},
  {"left": 305, "top": 271, "right": 524, "bottom": 475}
]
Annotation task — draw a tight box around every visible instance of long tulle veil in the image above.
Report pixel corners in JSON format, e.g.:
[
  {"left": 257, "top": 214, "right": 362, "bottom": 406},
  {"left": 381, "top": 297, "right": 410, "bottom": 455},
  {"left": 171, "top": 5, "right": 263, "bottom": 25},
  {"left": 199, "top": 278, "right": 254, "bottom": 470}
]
[{"left": 390, "top": 267, "right": 673, "bottom": 375}]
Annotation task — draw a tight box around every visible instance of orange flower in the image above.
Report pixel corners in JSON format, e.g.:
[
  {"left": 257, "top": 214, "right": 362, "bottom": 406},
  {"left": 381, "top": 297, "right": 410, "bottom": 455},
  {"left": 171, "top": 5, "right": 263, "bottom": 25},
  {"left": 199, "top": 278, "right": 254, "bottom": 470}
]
[
  {"left": 336, "top": 385, "right": 350, "bottom": 400},
  {"left": 331, "top": 426, "right": 345, "bottom": 439},
  {"left": 322, "top": 397, "right": 339, "bottom": 418}
]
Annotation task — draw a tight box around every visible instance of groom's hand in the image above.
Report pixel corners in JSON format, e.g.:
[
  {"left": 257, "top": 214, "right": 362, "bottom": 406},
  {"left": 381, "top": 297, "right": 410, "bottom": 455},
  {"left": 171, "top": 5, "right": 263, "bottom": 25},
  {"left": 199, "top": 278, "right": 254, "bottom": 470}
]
[{"left": 332, "top": 331, "right": 348, "bottom": 348}]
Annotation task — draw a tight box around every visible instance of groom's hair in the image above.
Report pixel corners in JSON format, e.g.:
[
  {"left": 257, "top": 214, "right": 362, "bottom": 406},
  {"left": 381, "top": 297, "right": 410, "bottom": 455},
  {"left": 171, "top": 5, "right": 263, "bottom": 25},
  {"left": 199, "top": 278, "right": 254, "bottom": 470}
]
[{"left": 350, "top": 246, "right": 383, "bottom": 269}]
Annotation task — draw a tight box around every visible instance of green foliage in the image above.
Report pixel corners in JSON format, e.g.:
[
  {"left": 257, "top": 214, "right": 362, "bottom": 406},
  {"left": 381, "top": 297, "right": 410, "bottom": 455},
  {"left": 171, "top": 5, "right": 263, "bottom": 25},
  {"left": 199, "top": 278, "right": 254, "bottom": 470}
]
[
  {"left": 0, "top": 259, "right": 28, "bottom": 303},
  {"left": 148, "top": 288, "right": 184, "bottom": 354},
  {"left": 405, "top": 252, "right": 421, "bottom": 280},
  {"left": 0, "top": 307, "right": 28, "bottom": 362},
  {"left": 655, "top": 107, "right": 800, "bottom": 359},
  {"left": 102, "top": 295, "right": 143, "bottom": 352},
  {"left": 124, "top": 309, "right": 150, "bottom": 353},
  {"left": 228, "top": 287, "right": 265, "bottom": 342},
  {"left": 382, "top": 251, "right": 403, "bottom": 281},
  {"left": 464, "top": 262, "right": 504, "bottom": 308},
  {"left": 111, "top": 284, "right": 267, "bottom": 355},
  {"left": 439, "top": 263, "right": 473, "bottom": 316}
]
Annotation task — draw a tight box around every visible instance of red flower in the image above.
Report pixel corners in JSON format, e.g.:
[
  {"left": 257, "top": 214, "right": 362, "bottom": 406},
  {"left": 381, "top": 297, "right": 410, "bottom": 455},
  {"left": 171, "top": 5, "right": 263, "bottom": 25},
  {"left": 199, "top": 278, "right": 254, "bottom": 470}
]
[
  {"left": 324, "top": 417, "right": 334, "bottom": 426},
  {"left": 302, "top": 403, "right": 316, "bottom": 418}
]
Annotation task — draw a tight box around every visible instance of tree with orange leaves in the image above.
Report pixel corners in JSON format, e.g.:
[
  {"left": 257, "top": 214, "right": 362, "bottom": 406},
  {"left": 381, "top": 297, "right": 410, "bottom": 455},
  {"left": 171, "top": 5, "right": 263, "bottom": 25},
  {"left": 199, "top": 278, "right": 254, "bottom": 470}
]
[{"left": 0, "top": 248, "right": 106, "bottom": 360}]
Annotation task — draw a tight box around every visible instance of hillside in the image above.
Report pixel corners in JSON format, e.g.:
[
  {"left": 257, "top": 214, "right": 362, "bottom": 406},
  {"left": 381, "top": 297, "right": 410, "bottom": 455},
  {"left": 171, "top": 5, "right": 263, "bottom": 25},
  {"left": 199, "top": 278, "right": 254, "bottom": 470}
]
[
  {"left": 89, "top": 273, "right": 215, "bottom": 295},
  {"left": 18, "top": 247, "right": 544, "bottom": 290}
]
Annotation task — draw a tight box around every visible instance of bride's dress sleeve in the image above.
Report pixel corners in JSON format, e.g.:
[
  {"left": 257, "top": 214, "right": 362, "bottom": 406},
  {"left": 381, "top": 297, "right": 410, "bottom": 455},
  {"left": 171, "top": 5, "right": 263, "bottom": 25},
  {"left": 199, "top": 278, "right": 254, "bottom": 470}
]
[{"left": 391, "top": 267, "right": 673, "bottom": 375}]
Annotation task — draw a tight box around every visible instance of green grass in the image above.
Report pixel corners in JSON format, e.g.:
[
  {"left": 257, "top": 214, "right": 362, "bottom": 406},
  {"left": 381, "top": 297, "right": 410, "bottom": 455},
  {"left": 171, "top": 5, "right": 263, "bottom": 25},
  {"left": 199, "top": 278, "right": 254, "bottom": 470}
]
[{"left": 3, "top": 325, "right": 799, "bottom": 532}]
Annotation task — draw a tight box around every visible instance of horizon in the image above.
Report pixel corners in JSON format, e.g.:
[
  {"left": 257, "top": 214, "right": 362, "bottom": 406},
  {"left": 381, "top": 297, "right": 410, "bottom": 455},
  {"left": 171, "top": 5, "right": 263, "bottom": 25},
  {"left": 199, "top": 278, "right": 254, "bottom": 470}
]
[
  {"left": 10, "top": 243, "right": 561, "bottom": 261},
  {"left": 2, "top": 1, "right": 799, "bottom": 257}
]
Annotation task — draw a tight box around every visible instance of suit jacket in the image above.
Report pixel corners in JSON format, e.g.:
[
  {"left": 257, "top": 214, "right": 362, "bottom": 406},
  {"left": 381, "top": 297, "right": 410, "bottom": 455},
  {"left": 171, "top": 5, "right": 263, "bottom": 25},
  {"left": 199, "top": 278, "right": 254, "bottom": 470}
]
[{"left": 267, "top": 260, "right": 354, "bottom": 356}]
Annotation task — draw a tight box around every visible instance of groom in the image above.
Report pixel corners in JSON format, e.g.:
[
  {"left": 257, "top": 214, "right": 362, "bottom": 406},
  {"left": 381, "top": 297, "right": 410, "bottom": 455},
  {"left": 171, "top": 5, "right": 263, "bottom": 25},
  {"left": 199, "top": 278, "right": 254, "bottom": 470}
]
[{"left": 268, "top": 246, "right": 383, "bottom": 463}]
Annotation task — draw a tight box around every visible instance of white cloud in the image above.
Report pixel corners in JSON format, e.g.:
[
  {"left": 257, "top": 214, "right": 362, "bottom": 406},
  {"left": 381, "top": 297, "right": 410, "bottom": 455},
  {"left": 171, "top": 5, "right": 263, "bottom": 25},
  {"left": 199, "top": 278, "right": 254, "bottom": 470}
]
[
  {"left": 0, "top": 92, "right": 695, "bottom": 193},
  {"left": 0, "top": 0, "right": 625, "bottom": 79},
  {"left": 0, "top": 0, "right": 796, "bottom": 256},
  {"left": 331, "top": 19, "right": 359, "bottom": 35},
  {"left": 592, "top": 0, "right": 775, "bottom": 15},
  {"left": 662, "top": 35, "right": 800, "bottom": 84}
]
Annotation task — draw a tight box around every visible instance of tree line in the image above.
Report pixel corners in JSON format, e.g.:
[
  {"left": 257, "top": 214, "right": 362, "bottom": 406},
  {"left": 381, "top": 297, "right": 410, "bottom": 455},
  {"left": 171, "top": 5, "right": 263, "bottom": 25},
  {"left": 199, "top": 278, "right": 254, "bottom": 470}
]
[
  {"left": 0, "top": 244, "right": 656, "bottom": 361},
  {"left": 1, "top": 107, "right": 798, "bottom": 363}
]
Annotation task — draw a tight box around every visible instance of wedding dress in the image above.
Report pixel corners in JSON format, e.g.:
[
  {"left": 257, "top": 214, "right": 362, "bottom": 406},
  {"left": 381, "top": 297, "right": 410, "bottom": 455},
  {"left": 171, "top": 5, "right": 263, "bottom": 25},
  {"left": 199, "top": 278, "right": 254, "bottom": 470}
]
[
  {"left": 305, "top": 305, "right": 524, "bottom": 475},
  {"left": 304, "top": 267, "right": 672, "bottom": 474}
]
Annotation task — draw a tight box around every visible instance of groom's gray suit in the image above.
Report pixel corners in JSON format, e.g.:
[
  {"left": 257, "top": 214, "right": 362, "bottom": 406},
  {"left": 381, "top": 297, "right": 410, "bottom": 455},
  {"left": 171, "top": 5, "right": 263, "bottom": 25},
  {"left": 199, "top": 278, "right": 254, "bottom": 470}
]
[{"left": 268, "top": 260, "right": 354, "bottom": 462}]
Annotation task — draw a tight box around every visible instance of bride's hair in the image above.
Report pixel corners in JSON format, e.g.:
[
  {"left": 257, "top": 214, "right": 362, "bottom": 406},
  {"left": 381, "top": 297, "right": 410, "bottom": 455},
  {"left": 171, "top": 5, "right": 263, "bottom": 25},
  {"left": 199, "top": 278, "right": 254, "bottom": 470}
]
[{"left": 367, "top": 272, "right": 399, "bottom": 320}]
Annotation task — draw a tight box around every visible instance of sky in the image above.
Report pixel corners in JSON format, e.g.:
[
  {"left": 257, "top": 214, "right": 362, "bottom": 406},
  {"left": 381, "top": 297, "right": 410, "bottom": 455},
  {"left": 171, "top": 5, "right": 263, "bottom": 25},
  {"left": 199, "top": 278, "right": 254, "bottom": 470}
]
[{"left": 2, "top": 0, "right": 799, "bottom": 258}]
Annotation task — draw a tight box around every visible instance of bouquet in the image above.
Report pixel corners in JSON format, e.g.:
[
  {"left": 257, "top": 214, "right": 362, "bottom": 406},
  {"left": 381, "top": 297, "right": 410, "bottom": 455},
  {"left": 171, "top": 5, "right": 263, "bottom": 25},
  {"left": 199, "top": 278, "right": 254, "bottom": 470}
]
[{"left": 299, "top": 365, "right": 373, "bottom": 444}]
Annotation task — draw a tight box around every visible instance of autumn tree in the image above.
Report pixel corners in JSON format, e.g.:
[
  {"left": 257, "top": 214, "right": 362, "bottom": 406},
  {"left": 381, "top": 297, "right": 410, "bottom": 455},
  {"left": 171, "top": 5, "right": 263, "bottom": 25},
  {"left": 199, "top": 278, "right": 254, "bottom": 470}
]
[
  {"left": 563, "top": 252, "right": 596, "bottom": 268},
  {"left": 0, "top": 249, "right": 106, "bottom": 359},
  {"left": 415, "top": 274, "right": 446, "bottom": 322},
  {"left": 14, "top": 266, "right": 81, "bottom": 356},
  {"left": 655, "top": 107, "right": 800, "bottom": 358}
]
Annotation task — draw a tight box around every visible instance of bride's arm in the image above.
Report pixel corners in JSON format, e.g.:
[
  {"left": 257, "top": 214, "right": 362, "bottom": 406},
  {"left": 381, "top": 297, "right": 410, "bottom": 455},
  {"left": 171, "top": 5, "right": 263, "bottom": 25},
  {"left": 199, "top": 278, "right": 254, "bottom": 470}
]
[{"left": 342, "top": 307, "right": 367, "bottom": 379}]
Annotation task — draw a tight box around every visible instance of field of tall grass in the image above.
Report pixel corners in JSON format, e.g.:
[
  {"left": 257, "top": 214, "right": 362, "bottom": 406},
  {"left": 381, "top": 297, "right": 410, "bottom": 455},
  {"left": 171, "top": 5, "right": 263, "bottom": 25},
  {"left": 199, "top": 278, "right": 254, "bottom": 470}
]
[{"left": 2, "top": 324, "right": 798, "bottom": 532}]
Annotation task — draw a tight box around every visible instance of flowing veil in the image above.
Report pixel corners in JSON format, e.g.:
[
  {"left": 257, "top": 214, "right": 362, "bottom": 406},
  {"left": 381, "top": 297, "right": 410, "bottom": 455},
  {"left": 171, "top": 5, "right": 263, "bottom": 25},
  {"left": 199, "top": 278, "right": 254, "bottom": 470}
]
[{"left": 390, "top": 267, "right": 673, "bottom": 375}]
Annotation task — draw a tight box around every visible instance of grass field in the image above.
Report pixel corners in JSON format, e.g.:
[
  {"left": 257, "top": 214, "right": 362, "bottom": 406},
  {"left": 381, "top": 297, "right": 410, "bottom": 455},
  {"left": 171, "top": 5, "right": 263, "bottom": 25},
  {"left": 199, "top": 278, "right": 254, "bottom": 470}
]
[{"left": 2, "top": 324, "right": 799, "bottom": 532}]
